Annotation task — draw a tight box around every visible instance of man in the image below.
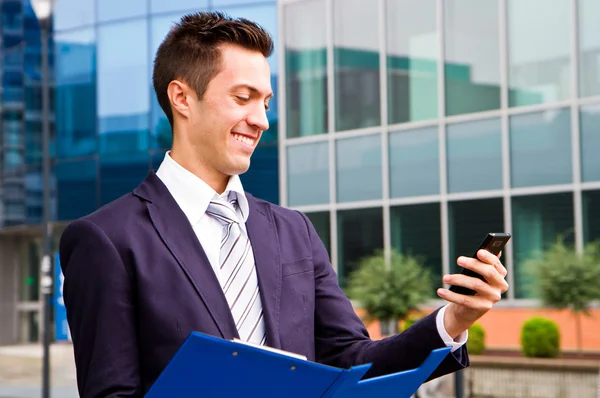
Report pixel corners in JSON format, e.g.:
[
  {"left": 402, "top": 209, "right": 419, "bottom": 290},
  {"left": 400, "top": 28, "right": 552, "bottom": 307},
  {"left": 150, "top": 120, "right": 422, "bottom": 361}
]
[{"left": 59, "top": 11, "right": 508, "bottom": 398}]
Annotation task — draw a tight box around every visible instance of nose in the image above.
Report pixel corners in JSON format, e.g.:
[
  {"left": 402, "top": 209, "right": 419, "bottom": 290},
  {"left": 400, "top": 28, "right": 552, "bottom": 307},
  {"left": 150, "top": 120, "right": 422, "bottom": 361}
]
[{"left": 247, "top": 104, "right": 269, "bottom": 132}]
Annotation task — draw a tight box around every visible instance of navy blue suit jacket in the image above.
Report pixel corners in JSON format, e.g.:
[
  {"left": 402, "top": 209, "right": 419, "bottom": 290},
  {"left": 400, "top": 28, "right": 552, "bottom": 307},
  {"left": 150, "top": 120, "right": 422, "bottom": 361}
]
[{"left": 59, "top": 172, "right": 468, "bottom": 397}]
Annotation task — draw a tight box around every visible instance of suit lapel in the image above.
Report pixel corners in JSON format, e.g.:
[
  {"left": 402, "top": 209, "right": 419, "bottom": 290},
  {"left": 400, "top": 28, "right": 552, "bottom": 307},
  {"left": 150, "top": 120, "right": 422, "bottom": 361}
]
[
  {"left": 245, "top": 194, "right": 282, "bottom": 349},
  {"left": 134, "top": 172, "right": 239, "bottom": 340}
]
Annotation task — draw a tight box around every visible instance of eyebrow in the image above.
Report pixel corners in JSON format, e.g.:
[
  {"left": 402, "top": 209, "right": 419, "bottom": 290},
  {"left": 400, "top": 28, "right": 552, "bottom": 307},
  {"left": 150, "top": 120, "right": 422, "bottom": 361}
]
[{"left": 232, "top": 84, "right": 273, "bottom": 100}]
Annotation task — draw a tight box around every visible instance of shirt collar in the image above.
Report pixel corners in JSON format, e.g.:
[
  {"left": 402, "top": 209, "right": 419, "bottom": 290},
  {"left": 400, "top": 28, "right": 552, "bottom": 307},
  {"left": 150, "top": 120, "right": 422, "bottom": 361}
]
[{"left": 155, "top": 151, "right": 249, "bottom": 225}]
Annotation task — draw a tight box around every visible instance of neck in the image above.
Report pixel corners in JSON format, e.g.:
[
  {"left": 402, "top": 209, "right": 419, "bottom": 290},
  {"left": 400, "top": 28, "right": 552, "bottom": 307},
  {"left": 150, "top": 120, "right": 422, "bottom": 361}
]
[{"left": 170, "top": 137, "right": 229, "bottom": 194}]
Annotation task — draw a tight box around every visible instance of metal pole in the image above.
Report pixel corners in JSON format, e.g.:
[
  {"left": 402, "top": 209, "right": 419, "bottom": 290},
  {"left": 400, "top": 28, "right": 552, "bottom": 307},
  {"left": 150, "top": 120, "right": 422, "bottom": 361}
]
[
  {"left": 455, "top": 369, "right": 464, "bottom": 398},
  {"left": 40, "top": 21, "right": 52, "bottom": 398}
]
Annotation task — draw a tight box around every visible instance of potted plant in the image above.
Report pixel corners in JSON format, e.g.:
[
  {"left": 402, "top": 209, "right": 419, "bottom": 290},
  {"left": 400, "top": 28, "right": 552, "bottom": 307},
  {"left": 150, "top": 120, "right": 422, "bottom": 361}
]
[{"left": 345, "top": 249, "right": 433, "bottom": 336}]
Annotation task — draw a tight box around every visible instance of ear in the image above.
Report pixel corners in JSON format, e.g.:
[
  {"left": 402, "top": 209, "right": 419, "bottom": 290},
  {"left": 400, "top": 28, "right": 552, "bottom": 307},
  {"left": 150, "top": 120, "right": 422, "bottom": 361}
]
[{"left": 167, "top": 80, "right": 193, "bottom": 121}]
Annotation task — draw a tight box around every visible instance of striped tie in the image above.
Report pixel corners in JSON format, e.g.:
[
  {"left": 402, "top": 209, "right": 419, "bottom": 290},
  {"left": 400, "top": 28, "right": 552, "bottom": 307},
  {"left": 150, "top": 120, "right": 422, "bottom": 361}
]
[{"left": 206, "top": 193, "right": 266, "bottom": 345}]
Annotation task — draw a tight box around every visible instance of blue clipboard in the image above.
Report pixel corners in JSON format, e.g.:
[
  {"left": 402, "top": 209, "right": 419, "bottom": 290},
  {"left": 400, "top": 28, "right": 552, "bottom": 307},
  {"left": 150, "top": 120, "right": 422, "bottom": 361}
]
[{"left": 145, "top": 331, "right": 451, "bottom": 397}]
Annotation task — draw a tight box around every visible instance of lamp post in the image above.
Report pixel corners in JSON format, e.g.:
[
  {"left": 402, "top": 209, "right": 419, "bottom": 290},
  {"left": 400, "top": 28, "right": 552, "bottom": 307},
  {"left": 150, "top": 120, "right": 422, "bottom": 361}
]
[{"left": 31, "top": 1, "right": 54, "bottom": 397}]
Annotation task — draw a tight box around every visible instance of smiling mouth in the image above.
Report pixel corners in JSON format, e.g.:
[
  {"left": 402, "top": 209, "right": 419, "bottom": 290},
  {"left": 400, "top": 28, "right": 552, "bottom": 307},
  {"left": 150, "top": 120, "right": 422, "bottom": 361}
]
[{"left": 232, "top": 132, "right": 256, "bottom": 146}]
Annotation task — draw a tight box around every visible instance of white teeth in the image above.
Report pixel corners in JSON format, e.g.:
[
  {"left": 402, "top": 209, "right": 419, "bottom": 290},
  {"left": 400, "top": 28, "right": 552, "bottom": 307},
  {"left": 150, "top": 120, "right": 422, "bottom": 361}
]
[{"left": 233, "top": 133, "right": 254, "bottom": 145}]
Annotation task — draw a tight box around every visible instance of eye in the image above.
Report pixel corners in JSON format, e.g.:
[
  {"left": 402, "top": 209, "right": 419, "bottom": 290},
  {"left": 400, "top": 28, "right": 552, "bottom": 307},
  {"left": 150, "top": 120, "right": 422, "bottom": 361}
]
[{"left": 235, "top": 96, "right": 250, "bottom": 103}]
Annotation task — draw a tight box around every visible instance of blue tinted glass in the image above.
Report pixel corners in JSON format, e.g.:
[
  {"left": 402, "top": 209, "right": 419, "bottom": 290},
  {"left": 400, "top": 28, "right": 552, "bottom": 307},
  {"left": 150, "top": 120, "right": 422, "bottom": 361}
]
[
  {"left": 510, "top": 109, "right": 572, "bottom": 188},
  {"left": 579, "top": 0, "right": 600, "bottom": 97},
  {"left": 447, "top": 118, "right": 502, "bottom": 193},
  {"left": 212, "top": 0, "right": 271, "bottom": 7},
  {"left": 5, "top": 149, "right": 24, "bottom": 169},
  {"left": 100, "top": 153, "right": 150, "bottom": 205},
  {"left": 287, "top": 142, "right": 329, "bottom": 206},
  {"left": 336, "top": 135, "right": 382, "bottom": 202},
  {"left": 151, "top": 0, "right": 209, "bottom": 14},
  {"left": 239, "top": 141, "right": 279, "bottom": 204},
  {"left": 55, "top": 29, "right": 97, "bottom": 159},
  {"left": 389, "top": 127, "right": 439, "bottom": 197},
  {"left": 56, "top": 158, "right": 98, "bottom": 220},
  {"left": 580, "top": 104, "right": 600, "bottom": 182},
  {"left": 98, "top": 20, "right": 150, "bottom": 155},
  {"left": 53, "top": 0, "right": 95, "bottom": 31},
  {"left": 98, "top": 0, "right": 147, "bottom": 22},
  {"left": 151, "top": 150, "right": 167, "bottom": 171},
  {"left": 25, "top": 164, "right": 45, "bottom": 224}
]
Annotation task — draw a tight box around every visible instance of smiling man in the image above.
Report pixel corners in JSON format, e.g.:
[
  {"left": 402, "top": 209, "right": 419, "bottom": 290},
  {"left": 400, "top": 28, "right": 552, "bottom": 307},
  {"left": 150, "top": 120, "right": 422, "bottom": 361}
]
[{"left": 59, "top": 11, "right": 508, "bottom": 398}]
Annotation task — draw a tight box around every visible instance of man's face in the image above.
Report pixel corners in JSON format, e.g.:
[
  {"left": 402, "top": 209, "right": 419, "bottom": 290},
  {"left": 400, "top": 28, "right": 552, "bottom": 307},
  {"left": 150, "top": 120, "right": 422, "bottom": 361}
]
[{"left": 188, "top": 44, "right": 272, "bottom": 179}]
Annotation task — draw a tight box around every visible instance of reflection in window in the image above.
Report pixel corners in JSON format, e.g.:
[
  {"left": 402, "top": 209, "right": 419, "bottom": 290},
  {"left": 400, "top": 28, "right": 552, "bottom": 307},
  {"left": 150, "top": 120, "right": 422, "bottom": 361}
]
[
  {"left": 98, "top": 21, "right": 150, "bottom": 155},
  {"left": 448, "top": 198, "right": 504, "bottom": 274},
  {"left": 336, "top": 135, "right": 382, "bottom": 202},
  {"left": 55, "top": 29, "right": 97, "bottom": 159},
  {"left": 5, "top": 149, "right": 24, "bottom": 169},
  {"left": 306, "top": 212, "right": 331, "bottom": 258},
  {"left": 389, "top": 126, "right": 439, "bottom": 198},
  {"left": 512, "top": 193, "right": 574, "bottom": 298},
  {"left": 56, "top": 158, "right": 98, "bottom": 221},
  {"left": 285, "top": 0, "right": 328, "bottom": 138},
  {"left": 239, "top": 142, "right": 280, "bottom": 205},
  {"left": 287, "top": 142, "right": 329, "bottom": 206},
  {"left": 578, "top": 0, "right": 600, "bottom": 97},
  {"left": 444, "top": 0, "right": 500, "bottom": 115},
  {"left": 98, "top": 0, "right": 147, "bottom": 22},
  {"left": 447, "top": 118, "right": 502, "bottom": 193},
  {"left": 100, "top": 154, "right": 150, "bottom": 206},
  {"left": 391, "top": 203, "right": 442, "bottom": 295},
  {"left": 510, "top": 109, "right": 572, "bottom": 188},
  {"left": 53, "top": 0, "right": 94, "bottom": 31},
  {"left": 150, "top": 0, "right": 209, "bottom": 14},
  {"left": 580, "top": 104, "right": 600, "bottom": 182},
  {"left": 334, "top": 0, "right": 380, "bottom": 131},
  {"left": 338, "top": 208, "right": 383, "bottom": 286},
  {"left": 508, "top": 0, "right": 571, "bottom": 106},
  {"left": 583, "top": 190, "right": 600, "bottom": 244},
  {"left": 386, "top": 0, "right": 437, "bottom": 124}
]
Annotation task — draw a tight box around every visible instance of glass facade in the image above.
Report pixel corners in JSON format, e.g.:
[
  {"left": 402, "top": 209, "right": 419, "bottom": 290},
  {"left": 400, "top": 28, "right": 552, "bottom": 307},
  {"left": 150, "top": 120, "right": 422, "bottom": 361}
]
[{"left": 281, "top": 0, "right": 600, "bottom": 301}]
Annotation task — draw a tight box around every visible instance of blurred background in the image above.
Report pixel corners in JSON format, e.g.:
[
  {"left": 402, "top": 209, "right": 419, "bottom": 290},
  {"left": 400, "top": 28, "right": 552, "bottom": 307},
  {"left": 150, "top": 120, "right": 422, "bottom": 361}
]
[{"left": 0, "top": 0, "right": 599, "bottom": 397}]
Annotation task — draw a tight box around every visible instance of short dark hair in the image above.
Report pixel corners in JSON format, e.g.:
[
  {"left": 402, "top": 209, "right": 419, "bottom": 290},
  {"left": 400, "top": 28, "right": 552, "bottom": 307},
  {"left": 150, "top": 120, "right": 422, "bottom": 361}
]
[{"left": 152, "top": 11, "right": 274, "bottom": 127}]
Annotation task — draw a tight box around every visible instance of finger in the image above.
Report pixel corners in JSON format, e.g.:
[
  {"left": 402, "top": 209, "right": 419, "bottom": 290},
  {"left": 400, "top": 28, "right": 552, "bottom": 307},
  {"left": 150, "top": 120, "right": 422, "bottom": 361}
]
[
  {"left": 457, "top": 256, "right": 507, "bottom": 287},
  {"left": 443, "top": 273, "right": 501, "bottom": 300},
  {"left": 437, "top": 288, "right": 495, "bottom": 312},
  {"left": 476, "top": 250, "right": 508, "bottom": 278}
]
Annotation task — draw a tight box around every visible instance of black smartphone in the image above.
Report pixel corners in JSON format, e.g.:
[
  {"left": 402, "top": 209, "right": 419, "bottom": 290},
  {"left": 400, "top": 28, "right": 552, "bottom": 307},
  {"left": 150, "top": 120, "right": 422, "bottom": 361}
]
[{"left": 448, "top": 232, "right": 511, "bottom": 296}]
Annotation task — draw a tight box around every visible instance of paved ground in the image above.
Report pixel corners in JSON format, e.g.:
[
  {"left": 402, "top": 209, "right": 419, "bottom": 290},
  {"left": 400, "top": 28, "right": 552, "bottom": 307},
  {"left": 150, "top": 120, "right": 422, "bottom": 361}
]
[{"left": 0, "top": 343, "right": 78, "bottom": 398}]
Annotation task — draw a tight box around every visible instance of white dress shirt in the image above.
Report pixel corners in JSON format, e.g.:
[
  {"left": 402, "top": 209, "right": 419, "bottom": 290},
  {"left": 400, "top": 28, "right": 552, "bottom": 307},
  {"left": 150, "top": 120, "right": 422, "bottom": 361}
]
[{"left": 155, "top": 151, "right": 467, "bottom": 351}]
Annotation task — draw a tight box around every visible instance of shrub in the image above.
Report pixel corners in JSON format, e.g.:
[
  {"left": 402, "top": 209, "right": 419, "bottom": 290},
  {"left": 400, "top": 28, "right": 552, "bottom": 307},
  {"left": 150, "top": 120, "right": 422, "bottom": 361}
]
[
  {"left": 467, "top": 323, "right": 486, "bottom": 355},
  {"left": 520, "top": 317, "right": 560, "bottom": 358},
  {"left": 400, "top": 315, "right": 422, "bottom": 332}
]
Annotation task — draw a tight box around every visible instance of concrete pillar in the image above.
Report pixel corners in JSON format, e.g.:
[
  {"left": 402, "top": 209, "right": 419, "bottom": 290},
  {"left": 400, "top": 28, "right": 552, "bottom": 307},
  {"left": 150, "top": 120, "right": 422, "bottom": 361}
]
[{"left": 0, "top": 236, "right": 18, "bottom": 345}]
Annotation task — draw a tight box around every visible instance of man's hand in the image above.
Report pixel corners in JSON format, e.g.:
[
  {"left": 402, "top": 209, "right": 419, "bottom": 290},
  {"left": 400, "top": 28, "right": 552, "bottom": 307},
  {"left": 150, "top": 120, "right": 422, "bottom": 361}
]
[{"left": 437, "top": 249, "right": 509, "bottom": 339}]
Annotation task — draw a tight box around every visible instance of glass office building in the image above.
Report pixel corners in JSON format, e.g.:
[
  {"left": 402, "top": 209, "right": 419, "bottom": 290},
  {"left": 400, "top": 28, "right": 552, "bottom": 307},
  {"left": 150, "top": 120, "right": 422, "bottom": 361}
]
[
  {"left": 0, "top": 0, "right": 599, "bottom": 345},
  {"left": 279, "top": 0, "right": 600, "bottom": 301}
]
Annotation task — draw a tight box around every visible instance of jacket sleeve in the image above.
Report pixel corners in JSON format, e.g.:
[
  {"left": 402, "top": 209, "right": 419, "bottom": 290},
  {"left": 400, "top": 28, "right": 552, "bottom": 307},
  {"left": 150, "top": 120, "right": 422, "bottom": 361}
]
[
  {"left": 298, "top": 212, "right": 469, "bottom": 380},
  {"left": 59, "top": 219, "right": 141, "bottom": 397}
]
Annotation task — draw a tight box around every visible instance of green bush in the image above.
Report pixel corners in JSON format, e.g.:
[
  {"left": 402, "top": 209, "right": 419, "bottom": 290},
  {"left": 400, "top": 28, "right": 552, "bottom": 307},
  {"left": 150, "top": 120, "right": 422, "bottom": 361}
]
[
  {"left": 467, "top": 323, "right": 486, "bottom": 355},
  {"left": 400, "top": 316, "right": 421, "bottom": 332},
  {"left": 520, "top": 317, "right": 560, "bottom": 358}
]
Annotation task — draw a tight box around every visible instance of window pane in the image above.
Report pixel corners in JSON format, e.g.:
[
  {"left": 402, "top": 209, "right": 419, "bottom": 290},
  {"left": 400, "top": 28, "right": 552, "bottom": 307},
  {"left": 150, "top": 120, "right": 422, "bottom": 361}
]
[
  {"left": 98, "top": 0, "right": 147, "bottom": 22},
  {"left": 508, "top": 0, "right": 571, "bottom": 107},
  {"left": 306, "top": 212, "right": 331, "bottom": 258},
  {"left": 239, "top": 142, "right": 280, "bottom": 205},
  {"left": 447, "top": 118, "right": 502, "bottom": 193},
  {"left": 510, "top": 109, "right": 572, "bottom": 188},
  {"left": 338, "top": 208, "right": 383, "bottom": 286},
  {"left": 391, "top": 203, "right": 442, "bottom": 296},
  {"left": 212, "top": 0, "right": 267, "bottom": 6},
  {"left": 389, "top": 127, "right": 439, "bottom": 197},
  {"left": 512, "top": 193, "right": 574, "bottom": 298},
  {"left": 336, "top": 135, "right": 382, "bottom": 202},
  {"left": 284, "top": 0, "right": 328, "bottom": 138},
  {"left": 100, "top": 154, "right": 150, "bottom": 206},
  {"left": 449, "top": 198, "right": 504, "bottom": 275},
  {"left": 444, "top": 0, "right": 500, "bottom": 115},
  {"left": 55, "top": 29, "right": 97, "bottom": 159},
  {"left": 98, "top": 21, "right": 150, "bottom": 155},
  {"left": 150, "top": 0, "right": 209, "bottom": 14},
  {"left": 386, "top": 0, "right": 437, "bottom": 124},
  {"left": 580, "top": 104, "right": 600, "bottom": 182},
  {"left": 334, "top": 0, "right": 380, "bottom": 131},
  {"left": 56, "top": 158, "right": 98, "bottom": 221},
  {"left": 287, "top": 142, "right": 329, "bottom": 206},
  {"left": 53, "top": 0, "right": 95, "bottom": 31},
  {"left": 578, "top": 0, "right": 600, "bottom": 97},
  {"left": 583, "top": 190, "right": 600, "bottom": 244}
]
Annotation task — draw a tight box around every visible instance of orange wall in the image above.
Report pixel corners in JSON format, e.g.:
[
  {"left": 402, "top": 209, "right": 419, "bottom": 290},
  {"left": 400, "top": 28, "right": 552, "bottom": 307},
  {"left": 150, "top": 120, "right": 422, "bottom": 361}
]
[{"left": 357, "top": 307, "right": 600, "bottom": 352}]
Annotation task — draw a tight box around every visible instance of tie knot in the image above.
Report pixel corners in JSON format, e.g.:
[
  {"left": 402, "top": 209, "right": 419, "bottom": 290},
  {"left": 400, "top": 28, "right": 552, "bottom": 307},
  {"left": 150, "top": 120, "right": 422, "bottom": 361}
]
[{"left": 206, "top": 196, "right": 240, "bottom": 225}]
